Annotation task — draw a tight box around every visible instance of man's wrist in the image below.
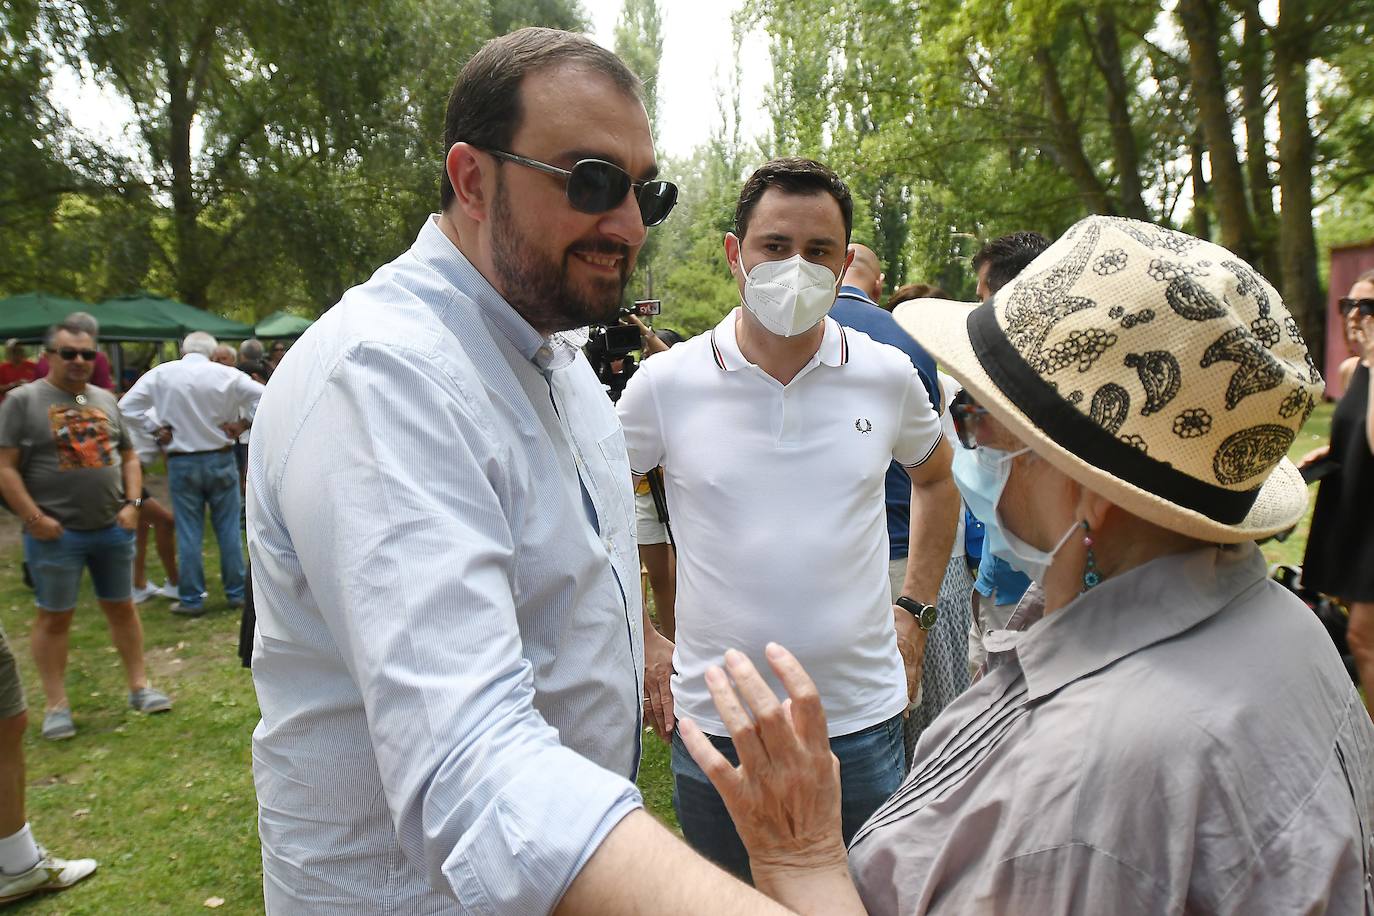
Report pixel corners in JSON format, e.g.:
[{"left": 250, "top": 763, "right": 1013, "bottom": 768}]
[{"left": 22, "top": 511, "right": 43, "bottom": 528}]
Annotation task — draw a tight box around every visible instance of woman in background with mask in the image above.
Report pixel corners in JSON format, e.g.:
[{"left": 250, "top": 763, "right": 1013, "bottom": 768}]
[{"left": 677, "top": 216, "right": 1374, "bottom": 914}]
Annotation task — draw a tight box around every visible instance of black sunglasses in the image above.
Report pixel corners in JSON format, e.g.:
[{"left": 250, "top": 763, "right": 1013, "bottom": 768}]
[
  {"left": 949, "top": 392, "right": 989, "bottom": 450},
  {"left": 1338, "top": 297, "right": 1374, "bottom": 317},
  {"left": 482, "top": 149, "right": 678, "bottom": 227},
  {"left": 48, "top": 347, "right": 98, "bottom": 362}
]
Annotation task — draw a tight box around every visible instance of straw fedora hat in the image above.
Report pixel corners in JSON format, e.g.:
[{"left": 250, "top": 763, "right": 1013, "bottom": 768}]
[{"left": 894, "top": 215, "right": 1324, "bottom": 543}]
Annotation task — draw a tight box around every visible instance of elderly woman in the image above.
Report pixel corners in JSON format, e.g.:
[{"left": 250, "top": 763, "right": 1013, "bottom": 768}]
[{"left": 678, "top": 216, "right": 1374, "bottom": 913}]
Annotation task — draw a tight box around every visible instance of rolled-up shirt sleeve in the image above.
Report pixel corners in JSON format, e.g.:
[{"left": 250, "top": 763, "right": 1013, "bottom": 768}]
[{"left": 275, "top": 341, "right": 641, "bottom": 913}]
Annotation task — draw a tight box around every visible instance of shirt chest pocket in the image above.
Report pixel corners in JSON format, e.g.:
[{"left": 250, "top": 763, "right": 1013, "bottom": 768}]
[{"left": 593, "top": 426, "right": 635, "bottom": 536}]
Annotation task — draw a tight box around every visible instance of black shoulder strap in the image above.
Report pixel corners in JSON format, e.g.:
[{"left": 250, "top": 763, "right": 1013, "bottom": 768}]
[{"left": 646, "top": 466, "right": 674, "bottom": 548}]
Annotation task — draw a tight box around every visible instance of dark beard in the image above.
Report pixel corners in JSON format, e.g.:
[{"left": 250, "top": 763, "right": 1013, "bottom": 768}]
[{"left": 490, "top": 180, "right": 630, "bottom": 333}]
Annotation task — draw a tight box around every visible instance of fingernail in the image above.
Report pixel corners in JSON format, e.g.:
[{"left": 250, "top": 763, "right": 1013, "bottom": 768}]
[
  {"left": 704, "top": 666, "right": 724, "bottom": 685},
  {"left": 724, "top": 648, "right": 743, "bottom": 665},
  {"left": 765, "top": 642, "right": 784, "bottom": 659}
]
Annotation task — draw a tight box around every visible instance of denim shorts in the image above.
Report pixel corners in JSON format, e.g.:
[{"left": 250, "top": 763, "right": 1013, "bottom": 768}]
[{"left": 22, "top": 524, "right": 136, "bottom": 611}]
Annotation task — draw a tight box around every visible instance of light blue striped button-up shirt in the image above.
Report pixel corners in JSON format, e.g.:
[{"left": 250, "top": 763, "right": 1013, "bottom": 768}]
[{"left": 247, "top": 215, "right": 645, "bottom": 914}]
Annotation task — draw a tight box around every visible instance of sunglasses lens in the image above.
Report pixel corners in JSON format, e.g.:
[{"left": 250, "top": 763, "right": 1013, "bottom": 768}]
[
  {"left": 566, "top": 160, "right": 630, "bottom": 214},
  {"left": 638, "top": 181, "right": 678, "bottom": 227}
]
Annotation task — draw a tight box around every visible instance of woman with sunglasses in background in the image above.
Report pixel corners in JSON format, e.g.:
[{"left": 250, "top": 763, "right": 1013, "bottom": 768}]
[{"left": 1300, "top": 268, "right": 1374, "bottom": 715}]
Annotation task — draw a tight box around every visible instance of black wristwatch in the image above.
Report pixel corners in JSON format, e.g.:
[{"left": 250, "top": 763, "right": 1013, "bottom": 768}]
[
  {"left": 123, "top": 497, "right": 143, "bottom": 509},
  {"left": 895, "top": 596, "right": 939, "bottom": 631}
]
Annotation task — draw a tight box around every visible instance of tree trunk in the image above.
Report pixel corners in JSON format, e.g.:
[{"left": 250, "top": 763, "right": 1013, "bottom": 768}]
[
  {"left": 1190, "top": 129, "right": 1211, "bottom": 241},
  {"left": 163, "top": 38, "right": 206, "bottom": 308},
  {"left": 1273, "top": 0, "right": 1325, "bottom": 369},
  {"left": 1033, "top": 46, "right": 1116, "bottom": 215},
  {"left": 1177, "top": 0, "right": 1257, "bottom": 262},
  {"left": 1088, "top": 6, "right": 1149, "bottom": 220},
  {"left": 1239, "top": 1, "right": 1280, "bottom": 280}
]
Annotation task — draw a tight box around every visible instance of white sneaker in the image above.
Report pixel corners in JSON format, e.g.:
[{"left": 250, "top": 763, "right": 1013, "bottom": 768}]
[
  {"left": 0, "top": 848, "right": 98, "bottom": 903},
  {"left": 156, "top": 581, "right": 180, "bottom": 599},
  {"left": 130, "top": 582, "right": 159, "bottom": 604}
]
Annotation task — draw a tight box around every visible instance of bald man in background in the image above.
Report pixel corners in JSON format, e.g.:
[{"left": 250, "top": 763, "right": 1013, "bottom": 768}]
[{"left": 829, "top": 244, "right": 973, "bottom": 767}]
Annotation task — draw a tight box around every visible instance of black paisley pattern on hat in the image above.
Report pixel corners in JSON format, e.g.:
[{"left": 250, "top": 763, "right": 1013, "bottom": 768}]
[
  {"left": 1044, "top": 327, "right": 1119, "bottom": 374},
  {"left": 1001, "top": 221, "right": 1104, "bottom": 373},
  {"left": 1200, "top": 326, "right": 1286, "bottom": 409},
  {"left": 1213, "top": 424, "right": 1296, "bottom": 485},
  {"left": 1124, "top": 350, "right": 1182, "bottom": 415},
  {"left": 1152, "top": 260, "right": 1229, "bottom": 322},
  {"left": 1114, "top": 219, "right": 1198, "bottom": 254},
  {"left": 1088, "top": 383, "right": 1130, "bottom": 434},
  {"left": 1278, "top": 386, "right": 1315, "bottom": 420},
  {"left": 1172, "top": 407, "right": 1212, "bottom": 439},
  {"left": 1094, "top": 248, "right": 1128, "bottom": 275}
]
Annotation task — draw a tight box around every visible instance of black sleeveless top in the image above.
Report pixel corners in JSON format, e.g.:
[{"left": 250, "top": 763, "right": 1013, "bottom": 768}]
[{"left": 1303, "top": 362, "right": 1374, "bottom": 602}]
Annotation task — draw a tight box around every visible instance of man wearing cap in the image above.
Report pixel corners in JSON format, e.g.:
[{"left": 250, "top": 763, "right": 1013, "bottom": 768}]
[
  {"left": 666, "top": 215, "right": 1374, "bottom": 914},
  {"left": 617, "top": 157, "right": 959, "bottom": 880}
]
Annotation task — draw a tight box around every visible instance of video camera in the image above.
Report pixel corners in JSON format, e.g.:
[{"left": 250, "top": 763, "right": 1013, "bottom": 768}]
[{"left": 585, "top": 300, "right": 661, "bottom": 401}]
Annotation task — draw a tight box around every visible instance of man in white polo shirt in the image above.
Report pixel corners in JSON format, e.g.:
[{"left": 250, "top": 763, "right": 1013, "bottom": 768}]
[{"left": 617, "top": 157, "right": 959, "bottom": 880}]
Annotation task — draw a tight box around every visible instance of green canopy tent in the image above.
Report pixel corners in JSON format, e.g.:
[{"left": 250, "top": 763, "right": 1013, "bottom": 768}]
[
  {"left": 0, "top": 292, "right": 95, "bottom": 340},
  {"left": 93, "top": 293, "right": 254, "bottom": 342},
  {"left": 254, "top": 310, "right": 314, "bottom": 339}
]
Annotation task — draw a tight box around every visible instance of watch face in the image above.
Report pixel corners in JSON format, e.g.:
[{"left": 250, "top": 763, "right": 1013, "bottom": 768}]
[{"left": 919, "top": 604, "right": 939, "bottom": 630}]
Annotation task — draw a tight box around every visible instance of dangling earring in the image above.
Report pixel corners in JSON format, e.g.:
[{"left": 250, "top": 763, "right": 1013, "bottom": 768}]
[{"left": 1081, "top": 520, "right": 1101, "bottom": 591}]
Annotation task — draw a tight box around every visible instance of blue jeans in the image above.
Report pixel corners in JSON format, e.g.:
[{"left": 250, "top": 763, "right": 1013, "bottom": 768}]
[
  {"left": 22, "top": 524, "right": 136, "bottom": 611},
  {"left": 671, "top": 711, "right": 904, "bottom": 881},
  {"left": 167, "top": 451, "right": 245, "bottom": 608}
]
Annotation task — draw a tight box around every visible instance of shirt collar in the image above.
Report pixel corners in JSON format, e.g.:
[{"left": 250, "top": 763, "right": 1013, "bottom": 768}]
[
  {"left": 1011, "top": 543, "right": 1268, "bottom": 701},
  {"left": 837, "top": 284, "right": 876, "bottom": 305},
  {"left": 708, "top": 307, "right": 849, "bottom": 372},
  {"left": 182, "top": 353, "right": 208, "bottom": 364},
  {"left": 411, "top": 215, "right": 573, "bottom": 372}
]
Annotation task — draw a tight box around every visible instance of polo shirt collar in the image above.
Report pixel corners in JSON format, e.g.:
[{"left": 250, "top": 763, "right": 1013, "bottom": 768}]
[
  {"left": 1012, "top": 543, "right": 1266, "bottom": 702},
  {"left": 708, "top": 307, "right": 849, "bottom": 372},
  {"left": 182, "top": 353, "right": 208, "bottom": 364},
  {"left": 837, "top": 284, "right": 876, "bottom": 305},
  {"left": 411, "top": 215, "right": 574, "bottom": 372}
]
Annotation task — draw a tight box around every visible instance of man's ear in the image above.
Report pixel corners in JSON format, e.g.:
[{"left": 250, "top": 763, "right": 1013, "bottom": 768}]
[
  {"left": 724, "top": 232, "right": 743, "bottom": 278},
  {"left": 835, "top": 247, "right": 856, "bottom": 289},
  {"left": 447, "top": 143, "right": 490, "bottom": 222}
]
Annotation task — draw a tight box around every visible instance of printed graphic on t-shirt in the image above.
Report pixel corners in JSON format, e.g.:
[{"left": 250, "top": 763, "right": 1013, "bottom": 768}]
[{"left": 48, "top": 405, "right": 117, "bottom": 470}]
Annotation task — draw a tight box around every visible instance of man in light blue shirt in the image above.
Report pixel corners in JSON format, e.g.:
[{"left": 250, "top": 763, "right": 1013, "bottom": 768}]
[{"left": 246, "top": 28, "right": 800, "bottom": 916}]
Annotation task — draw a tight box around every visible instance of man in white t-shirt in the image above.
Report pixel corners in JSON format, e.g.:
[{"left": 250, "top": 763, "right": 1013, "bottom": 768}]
[{"left": 617, "top": 157, "right": 959, "bottom": 880}]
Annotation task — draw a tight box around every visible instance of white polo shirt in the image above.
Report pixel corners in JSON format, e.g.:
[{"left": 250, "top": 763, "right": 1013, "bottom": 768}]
[{"left": 617, "top": 308, "right": 944, "bottom": 737}]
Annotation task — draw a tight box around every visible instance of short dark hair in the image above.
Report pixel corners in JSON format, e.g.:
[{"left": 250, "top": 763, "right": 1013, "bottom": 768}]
[
  {"left": 972, "top": 231, "right": 1051, "bottom": 295},
  {"left": 440, "top": 27, "right": 644, "bottom": 210},
  {"left": 733, "top": 158, "right": 853, "bottom": 243}
]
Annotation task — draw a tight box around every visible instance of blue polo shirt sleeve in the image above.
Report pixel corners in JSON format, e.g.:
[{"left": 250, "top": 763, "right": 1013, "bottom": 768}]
[{"left": 615, "top": 360, "right": 663, "bottom": 476}]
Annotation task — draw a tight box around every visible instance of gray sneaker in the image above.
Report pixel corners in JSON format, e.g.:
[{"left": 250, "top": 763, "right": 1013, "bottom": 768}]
[
  {"left": 0, "top": 847, "right": 97, "bottom": 904},
  {"left": 169, "top": 601, "right": 205, "bottom": 617},
  {"left": 41, "top": 708, "right": 75, "bottom": 741},
  {"left": 128, "top": 686, "right": 172, "bottom": 714}
]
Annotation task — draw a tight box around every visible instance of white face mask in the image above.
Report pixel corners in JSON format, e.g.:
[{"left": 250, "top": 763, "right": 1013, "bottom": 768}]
[{"left": 738, "top": 252, "right": 840, "bottom": 337}]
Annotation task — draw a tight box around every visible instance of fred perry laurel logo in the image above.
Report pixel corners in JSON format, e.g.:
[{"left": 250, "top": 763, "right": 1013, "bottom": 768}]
[{"left": 855, "top": 418, "right": 872, "bottom": 434}]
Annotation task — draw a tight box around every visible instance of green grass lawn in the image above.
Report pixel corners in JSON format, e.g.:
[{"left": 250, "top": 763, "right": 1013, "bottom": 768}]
[{"left": 0, "top": 401, "right": 1337, "bottom": 911}]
